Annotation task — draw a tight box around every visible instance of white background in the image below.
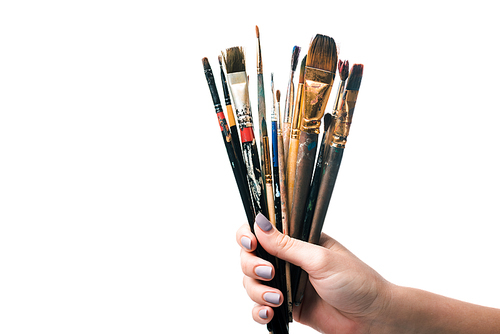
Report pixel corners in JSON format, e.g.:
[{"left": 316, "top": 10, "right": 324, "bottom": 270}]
[{"left": 1, "top": 0, "right": 499, "bottom": 333}]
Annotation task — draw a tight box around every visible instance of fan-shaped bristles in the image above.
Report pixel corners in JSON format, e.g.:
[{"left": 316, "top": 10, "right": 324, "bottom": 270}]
[
  {"left": 345, "top": 64, "right": 364, "bottom": 91},
  {"left": 305, "top": 34, "right": 337, "bottom": 73},
  {"left": 223, "top": 47, "right": 246, "bottom": 74}
]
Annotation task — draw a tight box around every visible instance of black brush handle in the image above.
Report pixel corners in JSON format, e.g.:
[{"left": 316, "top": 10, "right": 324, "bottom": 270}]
[
  {"left": 308, "top": 146, "right": 344, "bottom": 244},
  {"left": 293, "top": 146, "right": 344, "bottom": 305}
]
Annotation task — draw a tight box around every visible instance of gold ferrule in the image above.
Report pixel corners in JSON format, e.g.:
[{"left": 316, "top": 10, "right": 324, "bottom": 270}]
[
  {"left": 262, "top": 136, "right": 272, "bottom": 179},
  {"left": 329, "top": 90, "right": 359, "bottom": 148},
  {"left": 300, "top": 67, "right": 334, "bottom": 134},
  {"left": 227, "top": 72, "right": 253, "bottom": 129},
  {"left": 290, "top": 83, "right": 303, "bottom": 140}
]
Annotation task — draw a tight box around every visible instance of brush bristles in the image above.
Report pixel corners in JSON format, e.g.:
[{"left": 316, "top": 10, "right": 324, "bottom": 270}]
[
  {"left": 323, "top": 113, "right": 332, "bottom": 132},
  {"left": 291, "top": 46, "right": 301, "bottom": 71},
  {"left": 345, "top": 64, "right": 364, "bottom": 91},
  {"left": 202, "top": 57, "right": 211, "bottom": 71},
  {"left": 298, "top": 56, "right": 307, "bottom": 84},
  {"left": 276, "top": 90, "right": 281, "bottom": 102},
  {"left": 255, "top": 25, "right": 260, "bottom": 38},
  {"left": 339, "top": 60, "right": 349, "bottom": 81},
  {"left": 306, "top": 34, "right": 337, "bottom": 73},
  {"left": 223, "top": 47, "right": 246, "bottom": 74},
  {"left": 218, "top": 55, "right": 223, "bottom": 66}
]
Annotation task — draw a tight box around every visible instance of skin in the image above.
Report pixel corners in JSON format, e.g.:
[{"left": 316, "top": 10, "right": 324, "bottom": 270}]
[{"left": 236, "top": 214, "right": 500, "bottom": 334}]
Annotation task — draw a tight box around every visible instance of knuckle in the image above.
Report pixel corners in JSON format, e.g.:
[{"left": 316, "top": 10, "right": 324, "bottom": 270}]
[{"left": 274, "top": 233, "right": 295, "bottom": 257}]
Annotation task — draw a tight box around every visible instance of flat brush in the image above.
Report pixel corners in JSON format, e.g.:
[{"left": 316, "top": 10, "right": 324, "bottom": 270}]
[
  {"left": 289, "top": 35, "right": 337, "bottom": 243},
  {"left": 202, "top": 57, "right": 254, "bottom": 224},
  {"left": 223, "top": 47, "right": 288, "bottom": 334},
  {"left": 218, "top": 55, "right": 246, "bottom": 181},
  {"left": 222, "top": 46, "right": 268, "bottom": 219},
  {"left": 282, "top": 46, "right": 301, "bottom": 166},
  {"left": 286, "top": 55, "right": 306, "bottom": 210}
]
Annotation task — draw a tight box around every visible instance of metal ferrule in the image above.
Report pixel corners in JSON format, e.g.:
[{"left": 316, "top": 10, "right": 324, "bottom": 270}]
[
  {"left": 227, "top": 71, "right": 253, "bottom": 130},
  {"left": 290, "top": 82, "right": 304, "bottom": 139},
  {"left": 262, "top": 136, "right": 272, "bottom": 182},
  {"left": 300, "top": 66, "right": 334, "bottom": 134},
  {"left": 329, "top": 90, "right": 359, "bottom": 148}
]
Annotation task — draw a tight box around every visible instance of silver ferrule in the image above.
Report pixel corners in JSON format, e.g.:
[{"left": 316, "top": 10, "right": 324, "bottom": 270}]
[{"left": 227, "top": 71, "right": 253, "bottom": 130}]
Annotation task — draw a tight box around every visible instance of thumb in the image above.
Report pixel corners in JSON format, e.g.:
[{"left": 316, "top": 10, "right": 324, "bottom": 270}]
[{"left": 254, "top": 213, "right": 328, "bottom": 274}]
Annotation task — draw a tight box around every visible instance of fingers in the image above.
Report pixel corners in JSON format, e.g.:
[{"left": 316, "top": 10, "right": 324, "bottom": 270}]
[
  {"left": 252, "top": 305, "right": 274, "bottom": 324},
  {"left": 254, "top": 213, "right": 330, "bottom": 273},
  {"left": 240, "top": 250, "right": 274, "bottom": 281},
  {"left": 236, "top": 223, "right": 257, "bottom": 252},
  {"left": 243, "top": 275, "right": 283, "bottom": 308}
]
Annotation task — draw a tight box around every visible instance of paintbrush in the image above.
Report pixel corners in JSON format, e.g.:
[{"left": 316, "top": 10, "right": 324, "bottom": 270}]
[
  {"left": 288, "top": 35, "right": 337, "bottom": 244},
  {"left": 308, "top": 63, "right": 363, "bottom": 244},
  {"left": 202, "top": 57, "right": 254, "bottom": 224},
  {"left": 270, "top": 73, "right": 282, "bottom": 231},
  {"left": 281, "top": 46, "right": 301, "bottom": 166},
  {"left": 274, "top": 87, "right": 293, "bottom": 322},
  {"left": 218, "top": 55, "right": 246, "bottom": 180},
  {"left": 294, "top": 64, "right": 364, "bottom": 305},
  {"left": 256, "top": 26, "right": 274, "bottom": 225},
  {"left": 223, "top": 47, "right": 288, "bottom": 334},
  {"left": 286, "top": 55, "right": 306, "bottom": 210},
  {"left": 222, "top": 46, "right": 268, "bottom": 219},
  {"left": 322, "top": 59, "right": 349, "bottom": 163}
]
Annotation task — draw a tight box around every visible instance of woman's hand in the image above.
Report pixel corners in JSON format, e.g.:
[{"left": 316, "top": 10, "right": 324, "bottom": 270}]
[{"left": 236, "top": 213, "right": 393, "bottom": 333}]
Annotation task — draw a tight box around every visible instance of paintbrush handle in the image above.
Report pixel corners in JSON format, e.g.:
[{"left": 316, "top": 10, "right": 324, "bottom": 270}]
[
  {"left": 289, "top": 131, "right": 318, "bottom": 240},
  {"left": 277, "top": 134, "right": 293, "bottom": 322},
  {"left": 291, "top": 129, "right": 329, "bottom": 304},
  {"left": 308, "top": 145, "right": 344, "bottom": 245},
  {"left": 286, "top": 136, "right": 300, "bottom": 210},
  {"left": 282, "top": 122, "right": 291, "bottom": 166},
  {"left": 294, "top": 146, "right": 344, "bottom": 305}
]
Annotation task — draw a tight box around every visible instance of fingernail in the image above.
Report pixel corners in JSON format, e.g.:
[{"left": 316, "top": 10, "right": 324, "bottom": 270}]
[
  {"left": 255, "top": 213, "right": 273, "bottom": 232},
  {"left": 263, "top": 292, "right": 280, "bottom": 305},
  {"left": 259, "top": 309, "right": 268, "bottom": 319},
  {"left": 255, "top": 266, "right": 272, "bottom": 279},
  {"left": 241, "top": 236, "right": 252, "bottom": 250}
]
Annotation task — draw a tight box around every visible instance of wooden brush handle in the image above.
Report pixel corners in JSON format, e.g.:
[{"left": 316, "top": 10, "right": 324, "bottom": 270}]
[
  {"left": 289, "top": 131, "right": 318, "bottom": 240},
  {"left": 286, "top": 136, "right": 300, "bottom": 210},
  {"left": 282, "top": 122, "right": 291, "bottom": 165},
  {"left": 266, "top": 182, "right": 276, "bottom": 226}
]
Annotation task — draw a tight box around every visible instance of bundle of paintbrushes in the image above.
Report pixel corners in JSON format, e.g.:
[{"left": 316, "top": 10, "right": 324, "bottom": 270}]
[{"left": 202, "top": 27, "right": 364, "bottom": 333}]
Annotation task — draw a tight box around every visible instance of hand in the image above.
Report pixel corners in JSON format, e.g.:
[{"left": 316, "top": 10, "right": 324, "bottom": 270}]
[{"left": 236, "top": 213, "right": 392, "bottom": 334}]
